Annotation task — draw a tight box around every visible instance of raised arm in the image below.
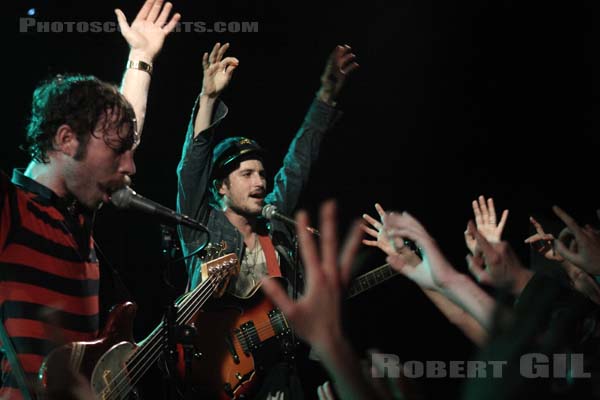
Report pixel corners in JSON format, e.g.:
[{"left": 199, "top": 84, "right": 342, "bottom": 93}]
[
  {"left": 116, "top": 0, "right": 180, "bottom": 144},
  {"left": 176, "top": 43, "right": 237, "bottom": 245},
  {"left": 363, "top": 203, "right": 488, "bottom": 346},
  {"left": 265, "top": 45, "right": 357, "bottom": 215},
  {"left": 193, "top": 42, "right": 239, "bottom": 136},
  {"left": 552, "top": 205, "right": 600, "bottom": 276},
  {"left": 262, "top": 202, "right": 382, "bottom": 400},
  {"left": 383, "top": 212, "right": 497, "bottom": 331}
]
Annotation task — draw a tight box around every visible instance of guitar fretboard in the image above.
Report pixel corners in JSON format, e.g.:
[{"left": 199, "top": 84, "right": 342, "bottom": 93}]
[{"left": 346, "top": 263, "right": 399, "bottom": 299}]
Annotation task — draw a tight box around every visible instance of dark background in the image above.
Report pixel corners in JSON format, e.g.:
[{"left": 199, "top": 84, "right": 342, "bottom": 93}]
[{"left": 5, "top": 1, "right": 597, "bottom": 399}]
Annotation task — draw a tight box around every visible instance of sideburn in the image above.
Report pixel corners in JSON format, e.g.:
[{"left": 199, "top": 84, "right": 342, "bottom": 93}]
[{"left": 72, "top": 133, "right": 91, "bottom": 161}]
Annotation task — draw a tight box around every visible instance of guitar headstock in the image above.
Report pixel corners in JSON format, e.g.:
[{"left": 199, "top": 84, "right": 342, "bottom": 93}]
[
  {"left": 200, "top": 241, "right": 229, "bottom": 262},
  {"left": 200, "top": 243, "right": 240, "bottom": 297}
]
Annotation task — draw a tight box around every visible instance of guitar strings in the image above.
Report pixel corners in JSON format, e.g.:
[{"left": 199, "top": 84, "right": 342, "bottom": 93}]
[
  {"left": 106, "top": 286, "right": 287, "bottom": 400},
  {"left": 103, "top": 279, "right": 217, "bottom": 400},
  {"left": 106, "top": 273, "right": 222, "bottom": 399},
  {"left": 102, "top": 274, "right": 221, "bottom": 399}
]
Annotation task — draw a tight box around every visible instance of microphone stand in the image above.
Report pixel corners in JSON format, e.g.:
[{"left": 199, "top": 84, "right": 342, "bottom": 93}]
[
  {"left": 159, "top": 224, "right": 180, "bottom": 400},
  {"left": 159, "top": 220, "right": 209, "bottom": 400}
]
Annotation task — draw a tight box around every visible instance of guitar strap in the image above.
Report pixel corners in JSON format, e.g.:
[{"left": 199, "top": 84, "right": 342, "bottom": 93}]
[
  {"left": 258, "top": 234, "right": 281, "bottom": 278},
  {"left": 0, "top": 320, "right": 34, "bottom": 400}
]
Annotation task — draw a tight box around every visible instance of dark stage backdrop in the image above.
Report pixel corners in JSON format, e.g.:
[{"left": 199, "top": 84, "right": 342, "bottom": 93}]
[{"left": 6, "top": 1, "right": 597, "bottom": 399}]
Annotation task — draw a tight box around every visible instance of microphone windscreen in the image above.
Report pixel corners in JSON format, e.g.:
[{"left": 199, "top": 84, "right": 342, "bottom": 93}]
[
  {"left": 110, "top": 186, "right": 133, "bottom": 208},
  {"left": 262, "top": 204, "right": 276, "bottom": 219}
]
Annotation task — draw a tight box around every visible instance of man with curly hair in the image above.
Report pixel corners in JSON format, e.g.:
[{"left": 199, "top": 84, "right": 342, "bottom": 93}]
[{"left": 0, "top": 1, "right": 179, "bottom": 398}]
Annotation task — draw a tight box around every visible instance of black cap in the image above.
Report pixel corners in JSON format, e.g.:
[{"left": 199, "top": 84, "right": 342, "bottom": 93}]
[{"left": 212, "top": 136, "right": 265, "bottom": 178}]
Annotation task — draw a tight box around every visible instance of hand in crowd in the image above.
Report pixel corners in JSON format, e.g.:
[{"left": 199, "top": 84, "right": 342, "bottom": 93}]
[
  {"left": 383, "top": 211, "right": 460, "bottom": 292},
  {"left": 362, "top": 203, "right": 421, "bottom": 267},
  {"left": 466, "top": 221, "right": 533, "bottom": 296},
  {"left": 262, "top": 201, "right": 361, "bottom": 350},
  {"left": 524, "top": 216, "right": 600, "bottom": 303},
  {"left": 552, "top": 206, "right": 600, "bottom": 276},
  {"left": 464, "top": 195, "right": 509, "bottom": 256},
  {"left": 115, "top": 0, "right": 180, "bottom": 63},
  {"left": 317, "top": 45, "right": 359, "bottom": 104},
  {"left": 524, "top": 216, "right": 563, "bottom": 261},
  {"left": 262, "top": 201, "right": 381, "bottom": 400}
]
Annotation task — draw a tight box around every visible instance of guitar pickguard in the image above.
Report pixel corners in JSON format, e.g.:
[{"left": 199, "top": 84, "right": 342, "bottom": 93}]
[{"left": 90, "top": 342, "right": 136, "bottom": 399}]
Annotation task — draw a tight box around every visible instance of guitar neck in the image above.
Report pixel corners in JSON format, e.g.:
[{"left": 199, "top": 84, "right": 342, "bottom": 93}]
[{"left": 346, "top": 263, "right": 398, "bottom": 299}]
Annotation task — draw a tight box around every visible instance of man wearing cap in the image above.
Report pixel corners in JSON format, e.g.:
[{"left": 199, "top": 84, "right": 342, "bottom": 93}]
[{"left": 176, "top": 42, "right": 358, "bottom": 399}]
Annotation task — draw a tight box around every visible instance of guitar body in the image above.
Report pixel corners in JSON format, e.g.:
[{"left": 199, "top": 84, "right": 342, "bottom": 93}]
[
  {"left": 39, "top": 251, "right": 240, "bottom": 400},
  {"left": 40, "top": 302, "right": 139, "bottom": 399},
  {"left": 181, "top": 277, "right": 293, "bottom": 399}
]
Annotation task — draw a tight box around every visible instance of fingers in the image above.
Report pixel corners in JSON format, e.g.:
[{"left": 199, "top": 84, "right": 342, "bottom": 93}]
[
  {"left": 468, "top": 220, "right": 494, "bottom": 257},
  {"left": 384, "top": 212, "right": 422, "bottom": 247},
  {"left": 553, "top": 238, "right": 585, "bottom": 268},
  {"left": 529, "top": 216, "right": 546, "bottom": 236},
  {"left": 478, "top": 195, "right": 490, "bottom": 225},
  {"left": 360, "top": 224, "right": 379, "bottom": 239},
  {"left": 114, "top": 9, "right": 130, "bottom": 32},
  {"left": 342, "top": 61, "right": 360, "bottom": 76},
  {"left": 524, "top": 233, "right": 553, "bottom": 244},
  {"left": 362, "top": 239, "right": 378, "bottom": 247},
  {"left": 557, "top": 227, "right": 574, "bottom": 245},
  {"left": 261, "top": 278, "right": 295, "bottom": 320},
  {"left": 134, "top": 0, "right": 154, "bottom": 21},
  {"left": 497, "top": 209, "right": 509, "bottom": 234},
  {"left": 487, "top": 197, "right": 497, "bottom": 225},
  {"left": 331, "top": 44, "right": 359, "bottom": 75},
  {"left": 374, "top": 203, "right": 385, "bottom": 220},
  {"left": 472, "top": 200, "right": 483, "bottom": 227},
  {"left": 362, "top": 213, "right": 381, "bottom": 230},
  {"left": 553, "top": 205, "right": 584, "bottom": 240},
  {"left": 202, "top": 52, "right": 209, "bottom": 70},
  {"left": 296, "top": 210, "right": 321, "bottom": 285},
  {"left": 208, "top": 42, "right": 220, "bottom": 65},
  {"left": 216, "top": 42, "right": 230, "bottom": 63},
  {"left": 339, "top": 221, "right": 364, "bottom": 287},
  {"left": 339, "top": 51, "right": 356, "bottom": 67},
  {"left": 162, "top": 11, "right": 181, "bottom": 34},
  {"left": 146, "top": 0, "right": 164, "bottom": 23},
  {"left": 155, "top": 1, "right": 172, "bottom": 27},
  {"left": 220, "top": 57, "right": 240, "bottom": 76}
]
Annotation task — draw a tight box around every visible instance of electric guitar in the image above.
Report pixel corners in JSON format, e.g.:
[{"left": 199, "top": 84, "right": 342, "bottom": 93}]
[
  {"left": 184, "top": 262, "right": 398, "bottom": 399},
  {"left": 39, "top": 243, "right": 240, "bottom": 400}
]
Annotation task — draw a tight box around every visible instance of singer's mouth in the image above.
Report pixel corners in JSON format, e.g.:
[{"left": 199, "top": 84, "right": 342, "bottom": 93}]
[
  {"left": 249, "top": 192, "right": 266, "bottom": 199},
  {"left": 101, "top": 182, "right": 127, "bottom": 204}
]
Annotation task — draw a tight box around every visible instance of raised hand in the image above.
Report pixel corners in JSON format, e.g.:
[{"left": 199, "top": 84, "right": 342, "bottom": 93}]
[
  {"left": 383, "top": 211, "right": 459, "bottom": 291},
  {"left": 115, "top": 0, "right": 180, "bottom": 62},
  {"left": 466, "top": 221, "right": 533, "bottom": 295},
  {"left": 362, "top": 203, "right": 405, "bottom": 257},
  {"left": 464, "top": 195, "right": 509, "bottom": 255},
  {"left": 552, "top": 206, "right": 600, "bottom": 275},
  {"left": 384, "top": 212, "right": 496, "bottom": 329},
  {"left": 524, "top": 216, "right": 562, "bottom": 261},
  {"left": 200, "top": 42, "right": 239, "bottom": 99},
  {"left": 262, "top": 202, "right": 380, "bottom": 400},
  {"left": 317, "top": 45, "right": 359, "bottom": 104},
  {"left": 261, "top": 201, "right": 362, "bottom": 351}
]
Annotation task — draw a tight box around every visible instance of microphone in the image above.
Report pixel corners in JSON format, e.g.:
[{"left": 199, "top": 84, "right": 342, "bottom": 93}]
[
  {"left": 262, "top": 204, "right": 320, "bottom": 236},
  {"left": 110, "top": 186, "right": 208, "bottom": 231}
]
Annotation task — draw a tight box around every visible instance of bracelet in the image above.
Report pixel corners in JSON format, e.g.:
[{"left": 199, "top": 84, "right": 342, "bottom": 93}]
[{"left": 127, "top": 59, "right": 153, "bottom": 76}]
